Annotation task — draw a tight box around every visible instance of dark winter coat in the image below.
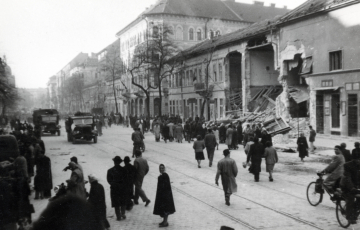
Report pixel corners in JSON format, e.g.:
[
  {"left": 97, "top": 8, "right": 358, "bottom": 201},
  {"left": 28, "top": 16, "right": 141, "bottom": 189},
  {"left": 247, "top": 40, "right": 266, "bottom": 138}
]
[
  {"left": 153, "top": 173, "right": 175, "bottom": 217},
  {"left": 219, "top": 126, "right": 227, "bottom": 143},
  {"left": 88, "top": 181, "right": 110, "bottom": 229},
  {"left": 297, "top": 136, "right": 309, "bottom": 158},
  {"left": 34, "top": 155, "right": 53, "bottom": 191},
  {"left": 340, "top": 159, "right": 360, "bottom": 193},
  {"left": 341, "top": 149, "right": 352, "bottom": 162},
  {"left": 247, "top": 142, "right": 265, "bottom": 174},
  {"left": 107, "top": 165, "right": 127, "bottom": 207},
  {"left": 123, "top": 163, "right": 136, "bottom": 199},
  {"left": 236, "top": 124, "right": 243, "bottom": 143}
]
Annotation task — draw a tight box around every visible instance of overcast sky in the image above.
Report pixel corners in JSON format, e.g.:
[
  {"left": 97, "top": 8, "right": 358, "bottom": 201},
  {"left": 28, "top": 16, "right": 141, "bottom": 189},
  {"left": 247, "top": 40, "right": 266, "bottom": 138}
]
[{"left": 0, "top": 0, "right": 307, "bottom": 89}]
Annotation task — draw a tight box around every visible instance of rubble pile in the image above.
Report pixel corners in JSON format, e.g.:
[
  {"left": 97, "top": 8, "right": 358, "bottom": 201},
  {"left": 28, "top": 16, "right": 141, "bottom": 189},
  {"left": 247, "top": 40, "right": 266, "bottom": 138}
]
[
  {"left": 239, "top": 108, "right": 277, "bottom": 123},
  {"left": 287, "top": 117, "right": 310, "bottom": 138}
]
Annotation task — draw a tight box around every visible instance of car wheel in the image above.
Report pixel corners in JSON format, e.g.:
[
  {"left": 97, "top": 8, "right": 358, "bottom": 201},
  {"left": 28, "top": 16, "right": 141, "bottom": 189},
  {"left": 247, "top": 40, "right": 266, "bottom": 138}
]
[
  {"left": 72, "top": 138, "right": 76, "bottom": 144},
  {"left": 94, "top": 136, "right": 97, "bottom": 143},
  {"left": 58, "top": 130, "right": 61, "bottom": 136}
]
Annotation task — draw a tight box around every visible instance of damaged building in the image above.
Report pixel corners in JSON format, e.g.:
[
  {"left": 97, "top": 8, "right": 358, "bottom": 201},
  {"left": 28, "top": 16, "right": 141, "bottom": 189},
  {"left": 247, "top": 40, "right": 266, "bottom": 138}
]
[{"left": 169, "top": 0, "right": 360, "bottom": 137}]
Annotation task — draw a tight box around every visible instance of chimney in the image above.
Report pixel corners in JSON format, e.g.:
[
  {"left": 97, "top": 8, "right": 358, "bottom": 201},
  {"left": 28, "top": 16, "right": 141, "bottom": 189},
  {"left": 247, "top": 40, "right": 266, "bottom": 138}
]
[
  {"left": 270, "top": 3, "right": 275, "bottom": 7},
  {"left": 253, "top": 1, "right": 264, "bottom": 6}
]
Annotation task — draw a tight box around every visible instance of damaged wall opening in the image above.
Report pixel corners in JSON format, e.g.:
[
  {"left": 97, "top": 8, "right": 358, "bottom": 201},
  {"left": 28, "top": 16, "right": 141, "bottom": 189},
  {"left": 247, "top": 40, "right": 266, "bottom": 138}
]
[
  {"left": 226, "top": 51, "right": 242, "bottom": 111},
  {"left": 286, "top": 54, "right": 309, "bottom": 118},
  {"left": 247, "top": 43, "right": 281, "bottom": 113}
]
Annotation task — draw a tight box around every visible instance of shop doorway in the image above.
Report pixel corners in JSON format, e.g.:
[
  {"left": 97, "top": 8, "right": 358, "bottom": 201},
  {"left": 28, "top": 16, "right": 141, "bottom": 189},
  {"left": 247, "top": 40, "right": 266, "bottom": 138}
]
[{"left": 348, "top": 94, "right": 358, "bottom": 136}]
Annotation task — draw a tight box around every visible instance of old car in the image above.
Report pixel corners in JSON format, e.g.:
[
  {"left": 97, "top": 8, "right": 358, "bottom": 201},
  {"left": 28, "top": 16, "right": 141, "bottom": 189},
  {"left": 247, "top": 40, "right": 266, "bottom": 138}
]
[
  {"left": 66, "top": 115, "right": 97, "bottom": 144},
  {"left": 32, "top": 109, "right": 61, "bottom": 136}
]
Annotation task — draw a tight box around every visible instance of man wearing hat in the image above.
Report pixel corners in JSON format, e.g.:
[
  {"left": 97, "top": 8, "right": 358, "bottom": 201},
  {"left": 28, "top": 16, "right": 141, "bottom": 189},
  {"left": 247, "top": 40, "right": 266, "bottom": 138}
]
[
  {"left": 107, "top": 156, "right": 127, "bottom": 220},
  {"left": 88, "top": 174, "right": 110, "bottom": 230},
  {"left": 204, "top": 129, "right": 217, "bottom": 167},
  {"left": 123, "top": 156, "right": 136, "bottom": 210},
  {"left": 215, "top": 149, "right": 238, "bottom": 206},
  {"left": 133, "top": 150, "right": 151, "bottom": 206}
]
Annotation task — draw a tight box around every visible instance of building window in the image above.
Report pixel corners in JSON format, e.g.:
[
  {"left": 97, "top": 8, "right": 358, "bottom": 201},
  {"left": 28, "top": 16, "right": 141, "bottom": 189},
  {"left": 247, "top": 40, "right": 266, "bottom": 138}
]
[
  {"left": 218, "top": 63, "right": 223, "bottom": 81},
  {"left": 213, "top": 63, "right": 217, "bottom": 82},
  {"left": 345, "top": 82, "right": 360, "bottom": 91},
  {"left": 209, "top": 30, "right": 214, "bottom": 39},
  {"left": 329, "top": 50, "right": 342, "bottom": 71},
  {"left": 198, "top": 68, "right": 202, "bottom": 83},
  {"left": 220, "top": 98, "right": 224, "bottom": 118},
  {"left": 194, "top": 69, "right": 197, "bottom": 84},
  {"left": 152, "top": 26, "right": 159, "bottom": 38},
  {"left": 176, "top": 27, "right": 183, "bottom": 40},
  {"left": 190, "top": 70, "right": 193, "bottom": 86},
  {"left": 197, "top": 29, "right": 202, "bottom": 41},
  {"left": 216, "top": 30, "right": 221, "bottom": 36},
  {"left": 186, "top": 70, "right": 190, "bottom": 86},
  {"left": 189, "top": 28, "right": 194, "bottom": 41},
  {"left": 321, "top": 80, "right": 333, "bottom": 87}
]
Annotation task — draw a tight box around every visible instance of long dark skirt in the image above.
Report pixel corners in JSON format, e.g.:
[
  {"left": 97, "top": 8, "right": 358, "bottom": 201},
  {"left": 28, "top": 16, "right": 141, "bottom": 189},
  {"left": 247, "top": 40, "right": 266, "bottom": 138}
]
[{"left": 195, "top": 152, "right": 205, "bottom": 160}]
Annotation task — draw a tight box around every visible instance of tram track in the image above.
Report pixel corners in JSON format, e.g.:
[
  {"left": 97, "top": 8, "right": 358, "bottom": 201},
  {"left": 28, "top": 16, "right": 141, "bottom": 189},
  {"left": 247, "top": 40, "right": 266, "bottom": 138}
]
[
  {"left": 99, "top": 136, "right": 335, "bottom": 210},
  {"left": 91, "top": 138, "right": 327, "bottom": 230}
]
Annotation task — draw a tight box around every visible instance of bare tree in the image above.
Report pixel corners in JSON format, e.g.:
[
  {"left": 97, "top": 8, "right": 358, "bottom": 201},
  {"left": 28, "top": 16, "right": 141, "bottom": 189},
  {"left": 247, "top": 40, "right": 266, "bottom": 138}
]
[
  {"left": 128, "top": 25, "right": 182, "bottom": 116},
  {"left": 197, "top": 46, "right": 216, "bottom": 119},
  {"left": 63, "top": 73, "right": 85, "bottom": 112},
  {"left": 101, "top": 42, "right": 123, "bottom": 114}
]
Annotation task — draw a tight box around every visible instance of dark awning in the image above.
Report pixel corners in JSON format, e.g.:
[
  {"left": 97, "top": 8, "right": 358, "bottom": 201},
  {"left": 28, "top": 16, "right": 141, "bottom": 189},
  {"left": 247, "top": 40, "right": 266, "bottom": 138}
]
[{"left": 288, "top": 86, "right": 309, "bottom": 104}]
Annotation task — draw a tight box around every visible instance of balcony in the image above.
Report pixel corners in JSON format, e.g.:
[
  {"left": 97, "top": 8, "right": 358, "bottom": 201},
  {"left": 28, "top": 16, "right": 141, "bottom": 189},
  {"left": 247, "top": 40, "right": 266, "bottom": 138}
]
[
  {"left": 121, "top": 90, "right": 131, "bottom": 98},
  {"left": 194, "top": 82, "right": 205, "bottom": 92},
  {"left": 134, "top": 89, "right": 145, "bottom": 97}
]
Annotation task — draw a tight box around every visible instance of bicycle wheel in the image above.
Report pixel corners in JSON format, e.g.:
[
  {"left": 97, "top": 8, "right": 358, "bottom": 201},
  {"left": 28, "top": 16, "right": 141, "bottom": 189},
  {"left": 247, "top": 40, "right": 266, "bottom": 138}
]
[
  {"left": 336, "top": 200, "right": 350, "bottom": 228},
  {"left": 306, "top": 182, "right": 323, "bottom": 206}
]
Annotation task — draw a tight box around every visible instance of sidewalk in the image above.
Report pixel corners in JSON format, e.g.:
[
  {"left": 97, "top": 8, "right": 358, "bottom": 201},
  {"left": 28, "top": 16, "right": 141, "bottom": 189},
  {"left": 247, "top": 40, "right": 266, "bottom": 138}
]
[{"left": 274, "top": 134, "right": 359, "bottom": 157}]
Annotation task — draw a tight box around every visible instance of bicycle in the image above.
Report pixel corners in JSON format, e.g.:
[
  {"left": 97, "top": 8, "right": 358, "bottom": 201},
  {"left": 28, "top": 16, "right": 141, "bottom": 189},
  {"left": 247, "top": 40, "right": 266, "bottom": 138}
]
[
  {"left": 335, "top": 189, "right": 360, "bottom": 228},
  {"left": 306, "top": 172, "right": 342, "bottom": 206}
]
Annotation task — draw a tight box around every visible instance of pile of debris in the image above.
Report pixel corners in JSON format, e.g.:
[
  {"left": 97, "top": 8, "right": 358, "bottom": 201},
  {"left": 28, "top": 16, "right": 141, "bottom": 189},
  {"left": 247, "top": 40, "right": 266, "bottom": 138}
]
[{"left": 287, "top": 117, "right": 310, "bottom": 138}]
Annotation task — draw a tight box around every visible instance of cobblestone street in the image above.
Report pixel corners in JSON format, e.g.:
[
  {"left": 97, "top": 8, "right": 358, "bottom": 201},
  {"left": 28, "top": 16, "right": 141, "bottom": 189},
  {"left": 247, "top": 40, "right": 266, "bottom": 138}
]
[{"left": 29, "top": 124, "right": 357, "bottom": 230}]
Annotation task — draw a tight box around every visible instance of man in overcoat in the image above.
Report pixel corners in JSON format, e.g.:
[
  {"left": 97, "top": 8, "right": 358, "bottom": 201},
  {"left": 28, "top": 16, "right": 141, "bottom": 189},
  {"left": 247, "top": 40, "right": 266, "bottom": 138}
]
[
  {"left": 321, "top": 145, "right": 345, "bottom": 193},
  {"left": 215, "top": 149, "right": 238, "bottom": 206},
  {"left": 247, "top": 137, "right": 265, "bottom": 182},
  {"left": 133, "top": 150, "right": 151, "bottom": 207},
  {"left": 204, "top": 129, "right": 217, "bottom": 167},
  {"left": 123, "top": 156, "right": 136, "bottom": 210},
  {"left": 107, "top": 156, "right": 127, "bottom": 220}
]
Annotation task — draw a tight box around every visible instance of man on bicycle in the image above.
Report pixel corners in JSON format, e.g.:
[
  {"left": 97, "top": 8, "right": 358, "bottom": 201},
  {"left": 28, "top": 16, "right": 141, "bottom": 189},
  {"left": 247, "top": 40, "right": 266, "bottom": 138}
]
[
  {"left": 320, "top": 145, "right": 345, "bottom": 193},
  {"left": 132, "top": 128, "right": 144, "bottom": 158},
  {"left": 340, "top": 150, "right": 360, "bottom": 224}
]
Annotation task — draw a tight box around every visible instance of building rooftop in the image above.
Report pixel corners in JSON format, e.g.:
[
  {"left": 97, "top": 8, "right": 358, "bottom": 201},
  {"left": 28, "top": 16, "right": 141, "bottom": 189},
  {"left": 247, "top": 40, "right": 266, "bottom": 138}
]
[
  {"left": 176, "top": 0, "right": 358, "bottom": 59},
  {"left": 116, "top": 0, "right": 289, "bottom": 36}
]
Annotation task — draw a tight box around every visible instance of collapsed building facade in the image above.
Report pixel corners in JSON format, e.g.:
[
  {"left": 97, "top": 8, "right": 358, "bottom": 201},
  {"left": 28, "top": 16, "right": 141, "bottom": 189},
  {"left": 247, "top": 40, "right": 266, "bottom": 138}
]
[{"left": 169, "top": 0, "right": 360, "bottom": 137}]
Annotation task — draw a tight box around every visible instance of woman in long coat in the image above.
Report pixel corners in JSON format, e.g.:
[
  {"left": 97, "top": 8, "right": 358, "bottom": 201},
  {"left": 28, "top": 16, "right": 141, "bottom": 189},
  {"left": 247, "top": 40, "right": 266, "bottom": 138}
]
[
  {"left": 87, "top": 174, "right": 110, "bottom": 229},
  {"left": 153, "top": 164, "right": 175, "bottom": 227},
  {"left": 174, "top": 123, "right": 183, "bottom": 143},
  {"left": 297, "top": 132, "right": 309, "bottom": 162},
  {"left": 226, "top": 125, "right": 234, "bottom": 149},
  {"left": 34, "top": 152, "right": 53, "bottom": 199},
  {"left": 247, "top": 137, "right": 265, "bottom": 182}
]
